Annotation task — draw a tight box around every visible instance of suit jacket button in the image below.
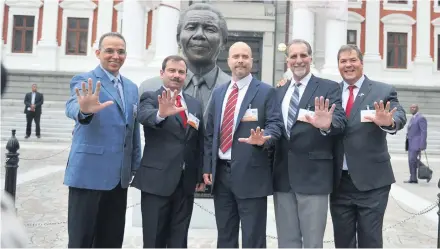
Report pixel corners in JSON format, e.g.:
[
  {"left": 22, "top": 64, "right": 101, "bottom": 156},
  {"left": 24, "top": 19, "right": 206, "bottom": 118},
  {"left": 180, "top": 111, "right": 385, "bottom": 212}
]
[
  {"left": 126, "top": 124, "right": 128, "bottom": 128},
  {"left": 124, "top": 144, "right": 126, "bottom": 148}
]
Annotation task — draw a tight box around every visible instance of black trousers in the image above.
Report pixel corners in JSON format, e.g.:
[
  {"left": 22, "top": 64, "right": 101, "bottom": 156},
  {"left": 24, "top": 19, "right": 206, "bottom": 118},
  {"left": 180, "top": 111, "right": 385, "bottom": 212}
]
[
  {"left": 67, "top": 183, "right": 128, "bottom": 248},
  {"left": 26, "top": 112, "right": 41, "bottom": 136},
  {"left": 140, "top": 174, "right": 194, "bottom": 248},
  {"left": 330, "top": 171, "right": 390, "bottom": 248},
  {"left": 213, "top": 160, "right": 267, "bottom": 248}
]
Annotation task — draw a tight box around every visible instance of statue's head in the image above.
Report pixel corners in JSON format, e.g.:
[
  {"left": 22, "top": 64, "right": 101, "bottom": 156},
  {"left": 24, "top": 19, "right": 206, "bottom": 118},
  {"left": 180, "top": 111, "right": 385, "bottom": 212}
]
[{"left": 176, "top": 3, "right": 228, "bottom": 67}]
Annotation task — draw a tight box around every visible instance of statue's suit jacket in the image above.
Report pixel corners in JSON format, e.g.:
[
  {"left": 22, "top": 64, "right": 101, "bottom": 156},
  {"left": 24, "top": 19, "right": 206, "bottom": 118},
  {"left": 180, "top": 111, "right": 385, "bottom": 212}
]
[
  {"left": 138, "top": 66, "right": 230, "bottom": 124},
  {"left": 65, "top": 65, "right": 142, "bottom": 190},
  {"left": 333, "top": 76, "right": 407, "bottom": 192}
]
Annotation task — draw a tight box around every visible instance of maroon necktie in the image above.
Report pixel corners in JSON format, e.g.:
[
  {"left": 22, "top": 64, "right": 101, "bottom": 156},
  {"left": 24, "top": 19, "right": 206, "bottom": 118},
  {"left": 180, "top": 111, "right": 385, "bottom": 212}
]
[
  {"left": 175, "top": 95, "right": 187, "bottom": 127},
  {"left": 345, "top": 85, "right": 356, "bottom": 117},
  {"left": 219, "top": 83, "right": 238, "bottom": 153}
]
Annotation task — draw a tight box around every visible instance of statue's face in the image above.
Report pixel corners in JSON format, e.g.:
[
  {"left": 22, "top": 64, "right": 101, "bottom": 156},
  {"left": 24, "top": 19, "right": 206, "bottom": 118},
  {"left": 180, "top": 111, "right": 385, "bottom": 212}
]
[{"left": 179, "top": 10, "right": 223, "bottom": 65}]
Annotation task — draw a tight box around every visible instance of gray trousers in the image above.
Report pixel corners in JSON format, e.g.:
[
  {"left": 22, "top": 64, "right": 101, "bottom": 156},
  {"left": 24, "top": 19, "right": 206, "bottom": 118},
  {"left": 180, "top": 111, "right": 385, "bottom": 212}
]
[{"left": 273, "top": 192, "right": 328, "bottom": 248}]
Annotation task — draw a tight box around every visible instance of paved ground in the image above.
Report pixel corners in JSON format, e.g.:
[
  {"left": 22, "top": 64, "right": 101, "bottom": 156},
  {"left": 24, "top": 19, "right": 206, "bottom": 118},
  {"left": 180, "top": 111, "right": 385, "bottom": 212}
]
[{"left": 1, "top": 141, "right": 440, "bottom": 248}]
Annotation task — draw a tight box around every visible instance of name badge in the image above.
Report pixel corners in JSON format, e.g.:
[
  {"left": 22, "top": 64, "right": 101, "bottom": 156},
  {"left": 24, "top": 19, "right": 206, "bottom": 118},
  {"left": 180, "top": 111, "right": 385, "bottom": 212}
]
[
  {"left": 242, "top": 108, "right": 258, "bottom": 122},
  {"left": 133, "top": 104, "right": 138, "bottom": 118},
  {"left": 187, "top": 113, "right": 200, "bottom": 130},
  {"left": 297, "top": 108, "right": 314, "bottom": 123},
  {"left": 360, "top": 110, "right": 375, "bottom": 122}
]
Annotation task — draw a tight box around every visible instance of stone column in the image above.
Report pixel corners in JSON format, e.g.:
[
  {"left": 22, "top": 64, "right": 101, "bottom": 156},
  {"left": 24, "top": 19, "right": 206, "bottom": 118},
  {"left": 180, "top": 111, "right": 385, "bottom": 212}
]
[
  {"left": 363, "top": 0, "right": 382, "bottom": 74},
  {"left": 93, "top": 0, "right": 114, "bottom": 49},
  {"left": 148, "top": 0, "right": 180, "bottom": 67},
  {"left": 320, "top": 18, "right": 347, "bottom": 75},
  {"left": 0, "top": 0, "right": 5, "bottom": 59},
  {"left": 290, "top": 7, "right": 318, "bottom": 73},
  {"left": 37, "top": 0, "right": 60, "bottom": 71},
  {"left": 121, "top": 0, "right": 146, "bottom": 68},
  {"left": 413, "top": 0, "right": 432, "bottom": 79}
]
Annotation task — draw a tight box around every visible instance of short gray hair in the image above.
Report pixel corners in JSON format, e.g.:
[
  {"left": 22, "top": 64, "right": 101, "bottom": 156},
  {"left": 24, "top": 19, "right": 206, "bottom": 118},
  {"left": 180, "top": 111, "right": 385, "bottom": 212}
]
[
  {"left": 286, "top": 39, "right": 313, "bottom": 56},
  {"left": 176, "top": 3, "right": 228, "bottom": 46},
  {"left": 337, "top": 44, "right": 363, "bottom": 62},
  {"left": 98, "top": 32, "right": 126, "bottom": 49}
]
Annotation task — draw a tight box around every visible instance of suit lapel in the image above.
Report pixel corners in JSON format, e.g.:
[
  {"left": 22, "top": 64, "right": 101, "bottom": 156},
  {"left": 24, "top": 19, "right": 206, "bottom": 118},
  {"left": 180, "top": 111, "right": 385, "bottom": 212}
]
[
  {"left": 349, "top": 77, "right": 372, "bottom": 123},
  {"left": 214, "top": 82, "right": 230, "bottom": 134},
  {"left": 235, "top": 79, "right": 259, "bottom": 131},
  {"left": 94, "top": 66, "right": 124, "bottom": 113},
  {"left": 298, "top": 75, "right": 319, "bottom": 110}
]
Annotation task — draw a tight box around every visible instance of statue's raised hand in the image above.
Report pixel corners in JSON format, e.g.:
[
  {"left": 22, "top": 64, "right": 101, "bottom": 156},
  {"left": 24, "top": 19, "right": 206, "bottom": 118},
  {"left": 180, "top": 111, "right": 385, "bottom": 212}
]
[{"left": 75, "top": 78, "right": 113, "bottom": 114}]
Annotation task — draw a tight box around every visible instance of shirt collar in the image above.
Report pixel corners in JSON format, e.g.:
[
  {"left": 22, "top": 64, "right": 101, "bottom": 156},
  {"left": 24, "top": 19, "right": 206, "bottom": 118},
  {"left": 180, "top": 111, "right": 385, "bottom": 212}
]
[
  {"left": 231, "top": 73, "right": 253, "bottom": 90},
  {"left": 186, "top": 66, "right": 218, "bottom": 90},
  {"left": 343, "top": 75, "right": 365, "bottom": 91},
  {"left": 290, "top": 72, "right": 312, "bottom": 88},
  {"left": 100, "top": 64, "right": 122, "bottom": 84}
]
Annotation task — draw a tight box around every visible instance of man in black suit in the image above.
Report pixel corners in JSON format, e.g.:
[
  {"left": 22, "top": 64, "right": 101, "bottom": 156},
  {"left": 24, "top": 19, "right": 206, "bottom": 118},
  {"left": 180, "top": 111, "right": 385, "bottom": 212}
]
[
  {"left": 203, "top": 42, "right": 284, "bottom": 248},
  {"left": 131, "top": 55, "right": 205, "bottom": 248},
  {"left": 24, "top": 84, "right": 44, "bottom": 138},
  {"left": 271, "top": 39, "right": 346, "bottom": 248},
  {"left": 331, "top": 44, "right": 406, "bottom": 248}
]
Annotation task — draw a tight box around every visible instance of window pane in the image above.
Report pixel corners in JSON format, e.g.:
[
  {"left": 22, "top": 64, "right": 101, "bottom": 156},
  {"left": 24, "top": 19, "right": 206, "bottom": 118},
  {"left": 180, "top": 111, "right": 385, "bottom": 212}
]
[
  {"left": 14, "top": 15, "right": 23, "bottom": 27},
  {"left": 79, "top": 31, "right": 88, "bottom": 54},
  {"left": 66, "top": 31, "right": 77, "bottom": 54},
  {"left": 25, "top": 16, "right": 35, "bottom": 27},
  {"left": 398, "top": 45, "right": 407, "bottom": 68},
  {"left": 68, "top": 18, "right": 77, "bottom": 29},
  {"left": 12, "top": 30, "right": 22, "bottom": 52},
  {"left": 398, "top": 33, "right": 407, "bottom": 45},
  {"left": 347, "top": 30, "right": 357, "bottom": 44},
  {"left": 387, "top": 45, "right": 395, "bottom": 68},
  {"left": 25, "top": 30, "right": 33, "bottom": 52},
  {"left": 79, "top": 18, "right": 89, "bottom": 29}
]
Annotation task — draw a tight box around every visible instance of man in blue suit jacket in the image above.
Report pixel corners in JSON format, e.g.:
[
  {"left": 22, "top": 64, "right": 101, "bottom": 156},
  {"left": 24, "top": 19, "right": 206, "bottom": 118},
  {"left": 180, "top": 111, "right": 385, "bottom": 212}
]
[
  {"left": 203, "top": 42, "right": 283, "bottom": 248},
  {"left": 64, "top": 32, "right": 141, "bottom": 248},
  {"left": 405, "top": 104, "right": 428, "bottom": 183}
]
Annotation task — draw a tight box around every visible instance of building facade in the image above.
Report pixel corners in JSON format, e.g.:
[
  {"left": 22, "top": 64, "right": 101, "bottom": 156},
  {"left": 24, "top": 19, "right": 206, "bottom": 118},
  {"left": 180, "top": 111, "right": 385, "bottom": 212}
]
[{"left": 1, "top": 0, "right": 440, "bottom": 88}]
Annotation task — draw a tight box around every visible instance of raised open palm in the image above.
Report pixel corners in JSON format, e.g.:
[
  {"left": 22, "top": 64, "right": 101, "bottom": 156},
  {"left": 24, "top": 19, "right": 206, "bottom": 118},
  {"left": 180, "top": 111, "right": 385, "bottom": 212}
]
[
  {"left": 305, "top": 96, "right": 335, "bottom": 130},
  {"left": 364, "top": 100, "right": 396, "bottom": 127},
  {"left": 75, "top": 78, "right": 113, "bottom": 114},
  {"left": 158, "top": 89, "right": 186, "bottom": 118},
  {"left": 238, "top": 126, "right": 271, "bottom": 146}
]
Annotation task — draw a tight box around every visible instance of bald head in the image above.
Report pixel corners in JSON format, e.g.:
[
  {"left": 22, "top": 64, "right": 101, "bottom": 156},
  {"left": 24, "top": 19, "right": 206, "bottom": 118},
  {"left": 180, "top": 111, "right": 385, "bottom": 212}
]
[
  {"left": 227, "top": 41, "right": 253, "bottom": 81},
  {"left": 409, "top": 104, "right": 419, "bottom": 115}
]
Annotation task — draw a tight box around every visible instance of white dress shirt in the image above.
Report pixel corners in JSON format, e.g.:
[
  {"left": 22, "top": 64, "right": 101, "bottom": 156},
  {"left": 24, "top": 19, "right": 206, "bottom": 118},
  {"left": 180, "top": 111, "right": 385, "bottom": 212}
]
[
  {"left": 31, "top": 92, "right": 36, "bottom": 105},
  {"left": 218, "top": 73, "right": 253, "bottom": 160},
  {"left": 156, "top": 87, "right": 188, "bottom": 123},
  {"left": 281, "top": 72, "right": 311, "bottom": 131}
]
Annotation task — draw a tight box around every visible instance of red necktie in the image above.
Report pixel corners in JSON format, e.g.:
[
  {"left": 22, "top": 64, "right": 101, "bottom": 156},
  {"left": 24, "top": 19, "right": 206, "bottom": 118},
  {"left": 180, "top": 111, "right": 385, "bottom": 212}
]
[
  {"left": 219, "top": 83, "right": 239, "bottom": 153},
  {"left": 345, "top": 85, "right": 356, "bottom": 117},
  {"left": 175, "top": 95, "right": 187, "bottom": 127}
]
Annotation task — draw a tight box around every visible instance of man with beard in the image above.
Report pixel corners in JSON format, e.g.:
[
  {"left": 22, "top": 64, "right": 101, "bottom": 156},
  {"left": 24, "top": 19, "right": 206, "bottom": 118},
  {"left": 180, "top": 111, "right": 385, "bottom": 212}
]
[
  {"left": 138, "top": 3, "right": 230, "bottom": 123},
  {"left": 271, "top": 39, "right": 346, "bottom": 248},
  {"left": 131, "top": 55, "right": 205, "bottom": 247}
]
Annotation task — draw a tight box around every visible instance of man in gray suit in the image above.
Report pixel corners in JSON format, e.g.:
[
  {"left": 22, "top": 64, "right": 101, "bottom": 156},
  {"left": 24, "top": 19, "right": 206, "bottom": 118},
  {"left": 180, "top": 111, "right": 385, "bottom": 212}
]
[
  {"left": 138, "top": 3, "right": 230, "bottom": 122},
  {"left": 405, "top": 104, "right": 428, "bottom": 183},
  {"left": 331, "top": 44, "right": 407, "bottom": 248}
]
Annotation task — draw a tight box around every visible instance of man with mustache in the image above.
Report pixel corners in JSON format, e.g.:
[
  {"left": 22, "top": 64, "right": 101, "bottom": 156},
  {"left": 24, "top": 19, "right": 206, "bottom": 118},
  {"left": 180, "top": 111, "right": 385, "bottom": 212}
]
[
  {"left": 331, "top": 44, "right": 406, "bottom": 248},
  {"left": 271, "top": 39, "right": 346, "bottom": 248},
  {"left": 131, "top": 55, "right": 205, "bottom": 247},
  {"left": 139, "top": 3, "right": 230, "bottom": 123}
]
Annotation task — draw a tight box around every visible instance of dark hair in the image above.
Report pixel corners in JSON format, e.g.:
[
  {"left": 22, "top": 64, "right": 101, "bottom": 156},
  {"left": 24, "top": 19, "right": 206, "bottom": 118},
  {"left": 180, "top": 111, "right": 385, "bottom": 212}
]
[
  {"left": 337, "top": 44, "right": 363, "bottom": 62},
  {"left": 1, "top": 63, "right": 7, "bottom": 97},
  {"left": 98, "top": 32, "right": 126, "bottom": 49},
  {"left": 176, "top": 3, "right": 228, "bottom": 46},
  {"left": 286, "top": 39, "right": 313, "bottom": 56},
  {"left": 161, "top": 55, "right": 188, "bottom": 71}
]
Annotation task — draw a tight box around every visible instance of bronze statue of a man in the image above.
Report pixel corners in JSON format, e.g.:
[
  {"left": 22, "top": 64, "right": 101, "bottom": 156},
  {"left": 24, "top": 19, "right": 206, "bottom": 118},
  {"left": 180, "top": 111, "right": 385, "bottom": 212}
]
[{"left": 139, "top": 3, "right": 230, "bottom": 121}]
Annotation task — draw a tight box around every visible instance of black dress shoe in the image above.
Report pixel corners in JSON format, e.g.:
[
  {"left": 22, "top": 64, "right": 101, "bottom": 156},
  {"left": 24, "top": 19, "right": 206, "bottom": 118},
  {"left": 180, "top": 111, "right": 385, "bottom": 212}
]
[
  {"left": 404, "top": 180, "right": 418, "bottom": 184},
  {"left": 36, "top": 135, "right": 41, "bottom": 138},
  {"left": 24, "top": 135, "right": 30, "bottom": 139}
]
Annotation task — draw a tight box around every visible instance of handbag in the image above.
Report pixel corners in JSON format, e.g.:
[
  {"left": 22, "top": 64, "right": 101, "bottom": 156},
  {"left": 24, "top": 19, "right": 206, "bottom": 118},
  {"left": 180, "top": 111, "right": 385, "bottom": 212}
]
[{"left": 417, "top": 150, "right": 433, "bottom": 182}]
